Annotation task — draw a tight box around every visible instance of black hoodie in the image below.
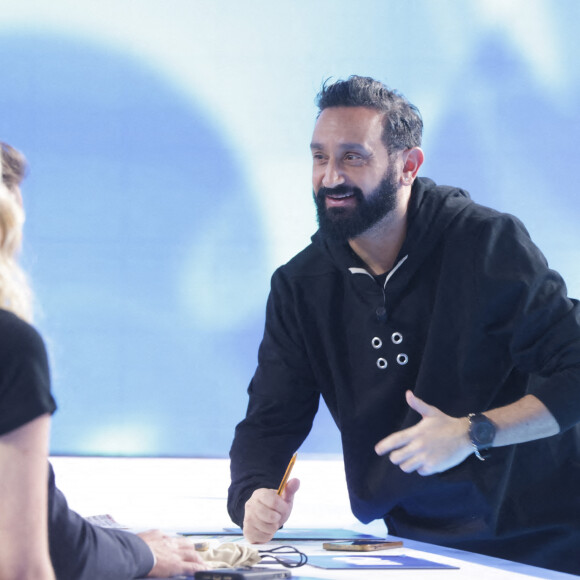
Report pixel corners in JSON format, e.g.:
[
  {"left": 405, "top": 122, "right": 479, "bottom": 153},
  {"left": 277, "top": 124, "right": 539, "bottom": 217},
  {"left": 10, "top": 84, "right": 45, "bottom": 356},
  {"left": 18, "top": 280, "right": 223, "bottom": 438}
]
[{"left": 229, "top": 177, "right": 580, "bottom": 574}]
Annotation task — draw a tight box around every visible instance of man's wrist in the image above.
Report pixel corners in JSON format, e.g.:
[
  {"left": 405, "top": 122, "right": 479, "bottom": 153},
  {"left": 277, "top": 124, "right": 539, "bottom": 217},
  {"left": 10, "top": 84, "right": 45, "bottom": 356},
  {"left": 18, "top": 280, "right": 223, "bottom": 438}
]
[{"left": 468, "top": 413, "right": 497, "bottom": 461}]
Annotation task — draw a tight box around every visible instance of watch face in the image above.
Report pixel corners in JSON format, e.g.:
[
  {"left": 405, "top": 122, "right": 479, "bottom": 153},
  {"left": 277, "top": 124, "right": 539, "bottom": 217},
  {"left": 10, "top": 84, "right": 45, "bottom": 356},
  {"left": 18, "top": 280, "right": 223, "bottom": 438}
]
[{"left": 470, "top": 415, "right": 496, "bottom": 448}]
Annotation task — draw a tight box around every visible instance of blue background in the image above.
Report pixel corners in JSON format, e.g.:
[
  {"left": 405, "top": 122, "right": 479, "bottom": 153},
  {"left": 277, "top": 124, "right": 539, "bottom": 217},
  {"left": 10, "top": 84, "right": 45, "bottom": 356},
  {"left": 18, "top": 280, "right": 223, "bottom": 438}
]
[{"left": 1, "top": 1, "right": 579, "bottom": 457}]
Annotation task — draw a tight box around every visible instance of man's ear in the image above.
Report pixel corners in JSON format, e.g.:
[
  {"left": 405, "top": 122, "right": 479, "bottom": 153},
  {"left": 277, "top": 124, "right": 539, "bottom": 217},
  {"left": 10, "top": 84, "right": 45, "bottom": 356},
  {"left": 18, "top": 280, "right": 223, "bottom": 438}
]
[{"left": 401, "top": 147, "right": 424, "bottom": 184}]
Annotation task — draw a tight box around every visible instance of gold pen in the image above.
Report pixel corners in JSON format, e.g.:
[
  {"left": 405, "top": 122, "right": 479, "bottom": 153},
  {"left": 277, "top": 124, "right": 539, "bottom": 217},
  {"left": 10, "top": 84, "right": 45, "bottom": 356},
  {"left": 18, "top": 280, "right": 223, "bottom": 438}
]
[{"left": 277, "top": 453, "right": 297, "bottom": 495}]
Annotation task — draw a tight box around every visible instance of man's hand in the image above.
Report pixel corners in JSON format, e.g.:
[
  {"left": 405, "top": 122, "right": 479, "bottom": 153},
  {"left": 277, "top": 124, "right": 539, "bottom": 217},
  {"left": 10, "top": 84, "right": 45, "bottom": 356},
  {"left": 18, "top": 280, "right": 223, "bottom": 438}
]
[
  {"left": 242, "top": 478, "right": 300, "bottom": 543},
  {"left": 375, "top": 390, "right": 472, "bottom": 475},
  {"left": 137, "top": 529, "right": 207, "bottom": 578}
]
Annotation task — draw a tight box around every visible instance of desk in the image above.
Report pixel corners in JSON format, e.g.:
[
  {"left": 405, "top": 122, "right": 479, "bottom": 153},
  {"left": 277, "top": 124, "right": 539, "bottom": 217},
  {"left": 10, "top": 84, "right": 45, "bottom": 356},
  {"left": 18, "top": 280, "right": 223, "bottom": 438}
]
[
  {"left": 151, "top": 533, "right": 577, "bottom": 580},
  {"left": 50, "top": 457, "right": 577, "bottom": 580}
]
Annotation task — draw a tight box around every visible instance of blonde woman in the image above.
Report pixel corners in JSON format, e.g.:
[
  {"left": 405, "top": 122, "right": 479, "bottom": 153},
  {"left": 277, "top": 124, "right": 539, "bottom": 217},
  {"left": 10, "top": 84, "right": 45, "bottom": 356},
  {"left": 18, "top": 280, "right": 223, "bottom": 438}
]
[
  {"left": 1, "top": 143, "right": 206, "bottom": 579},
  {"left": 0, "top": 142, "right": 55, "bottom": 579}
]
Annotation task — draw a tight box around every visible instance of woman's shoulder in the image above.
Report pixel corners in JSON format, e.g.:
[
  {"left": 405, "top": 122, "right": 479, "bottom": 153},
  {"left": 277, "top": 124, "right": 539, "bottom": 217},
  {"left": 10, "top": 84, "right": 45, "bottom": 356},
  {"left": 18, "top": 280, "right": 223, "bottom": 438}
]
[
  {"left": 0, "top": 309, "right": 55, "bottom": 435},
  {"left": 0, "top": 309, "right": 47, "bottom": 361}
]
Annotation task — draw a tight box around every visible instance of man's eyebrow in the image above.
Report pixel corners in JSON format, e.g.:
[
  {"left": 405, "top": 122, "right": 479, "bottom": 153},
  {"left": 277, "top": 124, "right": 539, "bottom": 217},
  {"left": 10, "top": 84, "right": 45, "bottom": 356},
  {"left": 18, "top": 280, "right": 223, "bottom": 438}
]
[{"left": 310, "top": 142, "right": 367, "bottom": 150}]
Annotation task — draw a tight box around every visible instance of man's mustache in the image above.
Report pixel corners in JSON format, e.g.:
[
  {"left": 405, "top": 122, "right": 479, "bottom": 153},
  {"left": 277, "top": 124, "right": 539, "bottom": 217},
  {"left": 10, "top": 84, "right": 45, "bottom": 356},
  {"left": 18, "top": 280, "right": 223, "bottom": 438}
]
[{"left": 317, "top": 185, "right": 364, "bottom": 200}]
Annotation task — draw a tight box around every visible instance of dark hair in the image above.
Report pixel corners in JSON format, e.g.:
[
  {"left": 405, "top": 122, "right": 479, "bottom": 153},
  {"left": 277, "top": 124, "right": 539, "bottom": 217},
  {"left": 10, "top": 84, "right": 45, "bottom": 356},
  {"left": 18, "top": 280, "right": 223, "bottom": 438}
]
[
  {"left": 315, "top": 76, "right": 423, "bottom": 153},
  {"left": 1, "top": 142, "right": 28, "bottom": 192}
]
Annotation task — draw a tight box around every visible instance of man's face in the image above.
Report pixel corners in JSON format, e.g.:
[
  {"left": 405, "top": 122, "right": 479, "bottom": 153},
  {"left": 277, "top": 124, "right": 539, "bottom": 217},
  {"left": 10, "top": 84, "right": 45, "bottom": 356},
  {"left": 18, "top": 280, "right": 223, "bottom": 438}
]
[{"left": 310, "top": 106, "right": 401, "bottom": 241}]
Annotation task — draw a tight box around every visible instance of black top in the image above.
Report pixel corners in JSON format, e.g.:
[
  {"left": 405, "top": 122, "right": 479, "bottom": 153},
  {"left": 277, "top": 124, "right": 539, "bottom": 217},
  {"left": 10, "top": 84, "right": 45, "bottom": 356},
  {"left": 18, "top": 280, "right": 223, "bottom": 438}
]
[
  {"left": 228, "top": 177, "right": 580, "bottom": 575},
  {"left": 0, "top": 309, "right": 56, "bottom": 434},
  {"left": 0, "top": 309, "right": 154, "bottom": 579}
]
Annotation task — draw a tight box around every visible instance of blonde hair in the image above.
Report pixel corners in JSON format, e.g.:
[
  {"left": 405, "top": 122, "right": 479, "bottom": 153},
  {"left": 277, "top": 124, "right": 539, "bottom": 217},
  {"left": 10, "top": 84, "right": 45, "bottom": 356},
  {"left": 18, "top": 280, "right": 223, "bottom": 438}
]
[{"left": 0, "top": 142, "right": 33, "bottom": 322}]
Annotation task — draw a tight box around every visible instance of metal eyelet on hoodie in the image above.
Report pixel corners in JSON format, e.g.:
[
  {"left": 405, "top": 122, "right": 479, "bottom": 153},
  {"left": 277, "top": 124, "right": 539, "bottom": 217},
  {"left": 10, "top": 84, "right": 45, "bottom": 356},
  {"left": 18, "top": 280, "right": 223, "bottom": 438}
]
[
  {"left": 371, "top": 337, "right": 382, "bottom": 349},
  {"left": 391, "top": 332, "right": 403, "bottom": 344},
  {"left": 377, "top": 357, "right": 388, "bottom": 369},
  {"left": 397, "top": 353, "right": 409, "bottom": 365}
]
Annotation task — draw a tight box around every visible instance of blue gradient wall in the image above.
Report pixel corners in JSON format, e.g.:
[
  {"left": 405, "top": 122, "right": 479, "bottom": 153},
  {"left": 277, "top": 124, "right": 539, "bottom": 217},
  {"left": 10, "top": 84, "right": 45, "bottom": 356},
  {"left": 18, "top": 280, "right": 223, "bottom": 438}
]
[{"left": 1, "top": 0, "right": 578, "bottom": 456}]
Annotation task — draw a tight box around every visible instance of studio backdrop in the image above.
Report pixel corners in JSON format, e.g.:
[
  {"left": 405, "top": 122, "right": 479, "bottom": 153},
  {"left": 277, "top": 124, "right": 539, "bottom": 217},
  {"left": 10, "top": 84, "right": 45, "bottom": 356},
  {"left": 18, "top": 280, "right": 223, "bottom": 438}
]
[{"left": 1, "top": 0, "right": 579, "bottom": 456}]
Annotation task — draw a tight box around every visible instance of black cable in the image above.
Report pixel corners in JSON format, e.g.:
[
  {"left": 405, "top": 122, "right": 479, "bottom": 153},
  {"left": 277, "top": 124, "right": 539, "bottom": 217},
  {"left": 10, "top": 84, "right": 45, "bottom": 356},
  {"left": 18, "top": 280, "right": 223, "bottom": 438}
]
[{"left": 258, "top": 545, "right": 308, "bottom": 568}]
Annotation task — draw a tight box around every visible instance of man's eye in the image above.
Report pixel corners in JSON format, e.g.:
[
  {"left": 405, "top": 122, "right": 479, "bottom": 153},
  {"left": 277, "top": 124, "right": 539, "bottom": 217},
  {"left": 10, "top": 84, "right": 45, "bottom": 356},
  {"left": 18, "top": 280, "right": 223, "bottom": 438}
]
[{"left": 345, "top": 153, "right": 363, "bottom": 162}]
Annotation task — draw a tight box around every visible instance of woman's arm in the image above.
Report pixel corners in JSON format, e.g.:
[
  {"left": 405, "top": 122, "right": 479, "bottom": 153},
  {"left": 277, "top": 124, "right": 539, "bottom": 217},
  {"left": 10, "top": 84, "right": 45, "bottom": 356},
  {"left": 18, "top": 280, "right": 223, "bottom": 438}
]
[{"left": 0, "top": 414, "right": 55, "bottom": 580}]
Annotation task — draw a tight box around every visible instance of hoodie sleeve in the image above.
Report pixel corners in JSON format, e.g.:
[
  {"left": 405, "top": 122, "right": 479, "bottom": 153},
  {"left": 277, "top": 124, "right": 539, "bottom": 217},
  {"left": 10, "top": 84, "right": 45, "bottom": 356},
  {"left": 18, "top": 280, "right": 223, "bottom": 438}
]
[
  {"left": 48, "top": 464, "right": 154, "bottom": 580},
  {"left": 227, "top": 268, "right": 320, "bottom": 526},
  {"left": 474, "top": 214, "right": 580, "bottom": 431}
]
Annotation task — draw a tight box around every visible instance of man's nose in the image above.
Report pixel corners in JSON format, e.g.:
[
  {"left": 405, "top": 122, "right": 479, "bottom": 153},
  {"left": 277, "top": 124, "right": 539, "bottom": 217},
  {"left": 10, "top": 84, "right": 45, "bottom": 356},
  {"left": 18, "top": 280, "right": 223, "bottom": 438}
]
[{"left": 321, "top": 160, "right": 345, "bottom": 189}]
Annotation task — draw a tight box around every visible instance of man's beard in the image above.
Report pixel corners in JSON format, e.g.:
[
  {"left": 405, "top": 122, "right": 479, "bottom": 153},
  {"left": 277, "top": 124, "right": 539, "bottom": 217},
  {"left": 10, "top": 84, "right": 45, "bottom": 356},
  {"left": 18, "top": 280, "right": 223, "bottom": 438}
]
[{"left": 314, "top": 169, "right": 400, "bottom": 242}]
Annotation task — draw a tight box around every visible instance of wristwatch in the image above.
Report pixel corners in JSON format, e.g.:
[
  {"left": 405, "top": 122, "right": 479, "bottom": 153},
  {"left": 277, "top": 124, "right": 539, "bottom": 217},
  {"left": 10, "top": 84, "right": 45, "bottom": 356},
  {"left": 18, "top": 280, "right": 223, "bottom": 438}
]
[{"left": 468, "top": 413, "right": 497, "bottom": 461}]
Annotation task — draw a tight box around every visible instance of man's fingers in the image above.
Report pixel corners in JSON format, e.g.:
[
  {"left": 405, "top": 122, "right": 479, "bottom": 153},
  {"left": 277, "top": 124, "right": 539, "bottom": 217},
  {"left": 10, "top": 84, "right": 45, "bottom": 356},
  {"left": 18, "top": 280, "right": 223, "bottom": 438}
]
[
  {"left": 244, "top": 520, "right": 278, "bottom": 544},
  {"left": 254, "top": 503, "right": 283, "bottom": 525},
  {"left": 244, "top": 488, "right": 285, "bottom": 543},
  {"left": 406, "top": 390, "right": 437, "bottom": 417},
  {"left": 375, "top": 429, "right": 412, "bottom": 456},
  {"left": 179, "top": 561, "right": 207, "bottom": 576},
  {"left": 177, "top": 541, "right": 206, "bottom": 564},
  {"left": 387, "top": 442, "right": 418, "bottom": 465},
  {"left": 243, "top": 484, "right": 299, "bottom": 544},
  {"left": 141, "top": 530, "right": 210, "bottom": 577},
  {"left": 398, "top": 458, "right": 422, "bottom": 473},
  {"left": 281, "top": 477, "right": 300, "bottom": 501}
]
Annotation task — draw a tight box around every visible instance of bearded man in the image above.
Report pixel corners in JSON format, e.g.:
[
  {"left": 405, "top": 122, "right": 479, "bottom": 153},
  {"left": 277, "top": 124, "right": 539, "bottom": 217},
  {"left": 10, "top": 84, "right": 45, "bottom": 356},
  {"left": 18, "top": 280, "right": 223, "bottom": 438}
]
[{"left": 227, "top": 76, "right": 580, "bottom": 576}]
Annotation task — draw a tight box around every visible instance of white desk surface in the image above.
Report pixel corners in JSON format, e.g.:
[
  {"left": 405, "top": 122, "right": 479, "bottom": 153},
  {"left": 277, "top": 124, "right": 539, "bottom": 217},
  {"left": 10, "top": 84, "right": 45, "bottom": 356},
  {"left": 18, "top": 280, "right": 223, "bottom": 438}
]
[
  {"left": 49, "top": 456, "right": 576, "bottom": 580},
  {"left": 150, "top": 533, "right": 576, "bottom": 580}
]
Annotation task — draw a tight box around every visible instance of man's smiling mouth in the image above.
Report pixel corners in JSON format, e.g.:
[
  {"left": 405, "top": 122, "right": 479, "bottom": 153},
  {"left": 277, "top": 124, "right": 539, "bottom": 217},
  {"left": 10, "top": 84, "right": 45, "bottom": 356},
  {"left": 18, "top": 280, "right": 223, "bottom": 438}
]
[{"left": 327, "top": 191, "right": 354, "bottom": 199}]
